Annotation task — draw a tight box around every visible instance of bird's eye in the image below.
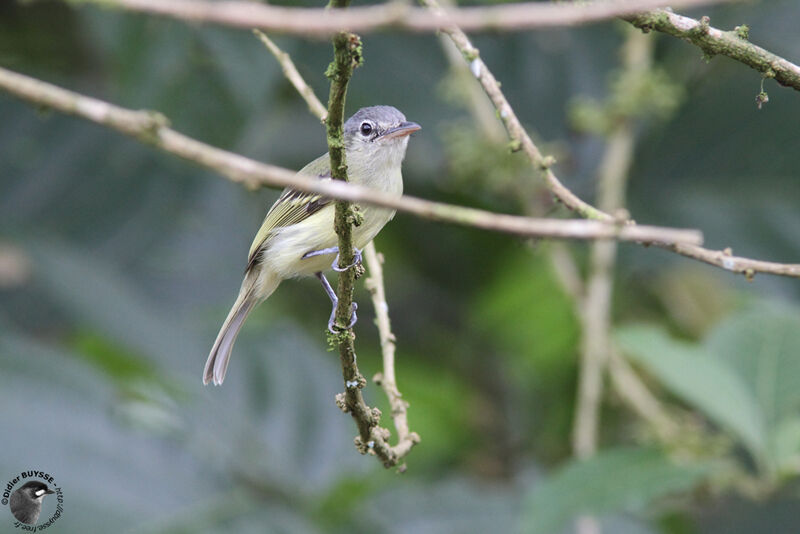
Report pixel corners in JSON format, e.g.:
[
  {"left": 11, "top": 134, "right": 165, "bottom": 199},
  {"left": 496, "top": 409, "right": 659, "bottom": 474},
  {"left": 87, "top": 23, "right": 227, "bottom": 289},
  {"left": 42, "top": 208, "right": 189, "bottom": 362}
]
[{"left": 360, "top": 122, "right": 373, "bottom": 136}]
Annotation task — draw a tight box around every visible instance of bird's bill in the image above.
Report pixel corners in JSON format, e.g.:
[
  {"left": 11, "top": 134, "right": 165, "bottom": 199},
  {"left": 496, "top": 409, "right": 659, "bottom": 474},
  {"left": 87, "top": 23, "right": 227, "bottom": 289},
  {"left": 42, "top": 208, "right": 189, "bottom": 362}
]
[
  {"left": 380, "top": 121, "right": 421, "bottom": 140},
  {"left": 45, "top": 488, "right": 55, "bottom": 495}
]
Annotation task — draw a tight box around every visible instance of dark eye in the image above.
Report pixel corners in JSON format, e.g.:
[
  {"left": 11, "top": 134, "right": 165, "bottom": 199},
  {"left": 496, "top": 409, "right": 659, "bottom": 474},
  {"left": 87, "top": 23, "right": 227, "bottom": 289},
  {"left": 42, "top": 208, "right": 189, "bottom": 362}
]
[{"left": 360, "top": 122, "right": 373, "bottom": 136}]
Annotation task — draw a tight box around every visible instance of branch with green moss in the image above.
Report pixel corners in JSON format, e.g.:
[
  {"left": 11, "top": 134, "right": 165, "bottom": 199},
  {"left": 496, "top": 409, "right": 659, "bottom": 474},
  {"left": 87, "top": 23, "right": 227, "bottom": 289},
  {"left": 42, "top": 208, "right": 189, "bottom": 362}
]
[
  {"left": 323, "top": 4, "right": 403, "bottom": 467},
  {"left": 255, "top": 29, "right": 419, "bottom": 465},
  {"left": 626, "top": 10, "right": 800, "bottom": 95}
]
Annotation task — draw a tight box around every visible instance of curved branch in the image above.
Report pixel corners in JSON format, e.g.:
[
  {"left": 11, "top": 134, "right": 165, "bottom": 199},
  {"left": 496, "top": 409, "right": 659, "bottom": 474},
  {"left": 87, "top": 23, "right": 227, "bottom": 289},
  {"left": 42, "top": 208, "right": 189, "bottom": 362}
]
[
  {"left": 67, "top": 0, "right": 735, "bottom": 36},
  {"left": 626, "top": 10, "right": 800, "bottom": 93}
]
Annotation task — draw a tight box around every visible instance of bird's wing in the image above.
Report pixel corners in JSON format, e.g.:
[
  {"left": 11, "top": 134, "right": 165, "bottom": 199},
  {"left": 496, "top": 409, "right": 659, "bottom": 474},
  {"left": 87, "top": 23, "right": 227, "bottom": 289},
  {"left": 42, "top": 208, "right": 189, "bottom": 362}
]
[{"left": 246, "top": 153, "right": 333, "bottom": 269}]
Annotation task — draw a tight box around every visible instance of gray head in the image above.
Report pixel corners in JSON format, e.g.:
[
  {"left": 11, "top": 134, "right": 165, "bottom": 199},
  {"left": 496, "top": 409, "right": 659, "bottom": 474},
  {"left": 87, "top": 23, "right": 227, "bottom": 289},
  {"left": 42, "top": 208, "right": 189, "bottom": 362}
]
[
  {"left": 10, "top": 481, "right": 54, "bottom": 525},
  {"left": 343, "top": 106, "right": 420, "bottom": 167}
]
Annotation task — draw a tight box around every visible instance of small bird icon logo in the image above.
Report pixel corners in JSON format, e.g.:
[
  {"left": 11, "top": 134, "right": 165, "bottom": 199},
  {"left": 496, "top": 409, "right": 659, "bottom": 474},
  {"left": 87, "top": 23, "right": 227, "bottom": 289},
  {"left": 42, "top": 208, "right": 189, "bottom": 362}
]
[{"left": 9, "top": 481, "right": 55, "bottom": 525}]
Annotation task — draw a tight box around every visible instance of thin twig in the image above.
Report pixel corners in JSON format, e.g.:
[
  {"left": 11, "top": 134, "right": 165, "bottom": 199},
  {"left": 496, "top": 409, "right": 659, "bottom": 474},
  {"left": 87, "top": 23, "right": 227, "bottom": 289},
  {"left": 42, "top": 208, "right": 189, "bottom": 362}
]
[
  {"left": 66, "top": 0, "right": 737, "bottom": 36},
  {"left": 364, "top": 243, "right": 420, "bottom": 464},
  {"left": 252, "top": 30, "right": 328, "bottom": 121},
  {"left": 420, "top": 0, "right": 800, "bottom": 280},
  {"left": 626, "top": 10, "right": 800, "bottom": 93},
  {"left": 0, "top": 65, "right": 702, "bottom": 246},
  {"left": 421, "top": 0, "right": 609, "bottom": 221}
]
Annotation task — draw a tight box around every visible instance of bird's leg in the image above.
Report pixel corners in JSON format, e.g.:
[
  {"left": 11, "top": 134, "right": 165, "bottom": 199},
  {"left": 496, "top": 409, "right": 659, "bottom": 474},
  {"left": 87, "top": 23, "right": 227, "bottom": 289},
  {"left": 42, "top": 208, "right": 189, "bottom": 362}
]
[
  {"left": 316, "top": 272, "right": 357, "bottom": 333},
  {"left": 302, "top": 246, "right": 339, "bottom": 260},
  {"left": 302, "top": 246, "right": 363, "bottom": 272}
]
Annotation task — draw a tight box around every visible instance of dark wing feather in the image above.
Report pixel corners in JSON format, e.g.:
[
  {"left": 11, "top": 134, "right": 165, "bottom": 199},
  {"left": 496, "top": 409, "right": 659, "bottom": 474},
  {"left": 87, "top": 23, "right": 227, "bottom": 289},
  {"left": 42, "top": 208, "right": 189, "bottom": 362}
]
[{"left": 246, "top": 154, "right": 332, "bottom": 270}]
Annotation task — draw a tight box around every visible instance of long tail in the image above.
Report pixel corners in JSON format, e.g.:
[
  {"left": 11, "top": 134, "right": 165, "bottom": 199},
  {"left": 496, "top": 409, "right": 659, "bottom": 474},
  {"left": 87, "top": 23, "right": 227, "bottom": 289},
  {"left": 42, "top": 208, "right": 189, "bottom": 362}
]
[{"left": 203, "top": 270, "right": 279, "bottom": 385}]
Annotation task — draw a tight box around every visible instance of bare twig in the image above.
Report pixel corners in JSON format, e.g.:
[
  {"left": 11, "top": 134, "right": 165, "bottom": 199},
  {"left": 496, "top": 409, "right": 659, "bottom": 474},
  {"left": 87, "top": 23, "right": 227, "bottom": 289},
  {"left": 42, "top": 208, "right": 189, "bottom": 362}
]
[
  {"left": 253, "top": 30, "right": 328, "bottom": 121},
  {"left": 627, "top": 10, "right": 800, "bottom": 93},
  {"left": 420, "top": 0, "right": 800, "bottom": 280},
  {"left": 0, "top": 65, "right": 702, "bottom": 246},
  {"left": 667, "top": 244, "right": 800, "bottom": 279},
  {"left": 66, "top": 0, "right": 736, "bottom": 36},
  {"left": 364, "top": 243, "right": 420, "bottom": 463}
]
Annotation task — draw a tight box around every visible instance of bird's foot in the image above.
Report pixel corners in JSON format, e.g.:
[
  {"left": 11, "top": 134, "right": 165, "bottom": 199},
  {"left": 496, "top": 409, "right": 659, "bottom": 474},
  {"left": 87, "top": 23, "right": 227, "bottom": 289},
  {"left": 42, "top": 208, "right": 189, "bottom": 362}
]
[
  {"left": 327, "top": 301, "right": 358, "bottom": 334},
  {"left": 332, "top": 247, "right": 362, "bottom": 272}
]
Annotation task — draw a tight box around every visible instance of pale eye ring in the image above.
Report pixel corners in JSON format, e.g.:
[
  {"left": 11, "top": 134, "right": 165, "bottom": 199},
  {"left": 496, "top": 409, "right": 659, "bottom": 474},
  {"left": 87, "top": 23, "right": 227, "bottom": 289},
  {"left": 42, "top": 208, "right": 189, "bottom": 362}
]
[{"left": 360, "top": 122, "right": 373, "bottom": 136}]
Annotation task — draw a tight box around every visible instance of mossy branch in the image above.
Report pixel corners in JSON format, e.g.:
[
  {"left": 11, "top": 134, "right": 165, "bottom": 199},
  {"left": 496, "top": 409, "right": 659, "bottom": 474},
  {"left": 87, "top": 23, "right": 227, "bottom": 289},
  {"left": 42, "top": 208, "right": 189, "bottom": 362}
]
[
  {"left": 254, "top": 27, "right": 419, "bottom": 465},
  {"left": 626, "top": 10, "right": 800, "bottom": 94},
  {"left": 323, "top": 3, "right": 403, "bottom": 468}
]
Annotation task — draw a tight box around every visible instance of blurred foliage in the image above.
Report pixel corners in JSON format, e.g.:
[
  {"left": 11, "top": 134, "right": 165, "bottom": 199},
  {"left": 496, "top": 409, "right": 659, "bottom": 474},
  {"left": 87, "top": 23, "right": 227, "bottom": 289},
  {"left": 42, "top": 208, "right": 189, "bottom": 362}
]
[
  {"left": 524, "top": 447, "right": 711, "bottom": 534},
  {"left": 2, "top": 1, "right": 800, "bottom": 533}
]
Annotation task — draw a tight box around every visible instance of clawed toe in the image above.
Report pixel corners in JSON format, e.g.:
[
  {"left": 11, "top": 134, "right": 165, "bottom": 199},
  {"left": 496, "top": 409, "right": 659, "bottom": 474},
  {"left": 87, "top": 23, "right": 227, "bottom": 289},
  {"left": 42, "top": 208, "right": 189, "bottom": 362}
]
[{"left": 332, "top": 247, "right": 362, "bottom": 272}]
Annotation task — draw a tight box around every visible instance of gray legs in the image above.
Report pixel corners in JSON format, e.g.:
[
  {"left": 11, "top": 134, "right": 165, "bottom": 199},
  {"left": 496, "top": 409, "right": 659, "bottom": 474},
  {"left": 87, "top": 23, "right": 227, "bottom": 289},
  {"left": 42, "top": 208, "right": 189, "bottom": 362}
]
[
  {"left": 316, "top": 272, "right": 357, "bottom": 333},
  {"left": 302, "top": 246, "right": 363, "bottom": 272}
]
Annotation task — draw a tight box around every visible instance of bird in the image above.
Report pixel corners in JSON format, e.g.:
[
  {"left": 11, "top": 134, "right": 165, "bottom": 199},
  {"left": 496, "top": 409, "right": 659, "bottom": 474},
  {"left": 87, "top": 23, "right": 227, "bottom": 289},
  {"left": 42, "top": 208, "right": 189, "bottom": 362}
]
[
  {"left": 9, "top": 481, "right": 55, "bottom": 525},
  {"left": 204, "top": 105, "right": 420, "bottom": 386}
]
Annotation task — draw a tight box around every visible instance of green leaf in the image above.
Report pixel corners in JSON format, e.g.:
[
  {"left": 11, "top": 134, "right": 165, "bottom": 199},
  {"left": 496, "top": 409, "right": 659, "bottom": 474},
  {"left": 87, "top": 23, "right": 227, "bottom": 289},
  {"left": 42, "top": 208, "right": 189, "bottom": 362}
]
[
  {"left": 705, "top": 304, "right": 800, "bottom": 430},
  {"left": 616, "top": 325, "right": 767, "bottom": 461},
  {"left": 705, "top": 304, "right": 800, "bottom": 473},
  {"left": 524, "top": 447, "right": 709, "bottom": 534}
]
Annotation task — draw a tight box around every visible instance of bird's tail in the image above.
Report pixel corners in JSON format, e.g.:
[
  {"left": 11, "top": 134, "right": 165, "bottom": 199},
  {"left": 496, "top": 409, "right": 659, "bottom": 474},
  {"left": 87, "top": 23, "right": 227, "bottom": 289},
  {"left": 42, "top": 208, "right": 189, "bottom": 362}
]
[{"left": 203, "top": 270, "right": 279, "bottom": 385}]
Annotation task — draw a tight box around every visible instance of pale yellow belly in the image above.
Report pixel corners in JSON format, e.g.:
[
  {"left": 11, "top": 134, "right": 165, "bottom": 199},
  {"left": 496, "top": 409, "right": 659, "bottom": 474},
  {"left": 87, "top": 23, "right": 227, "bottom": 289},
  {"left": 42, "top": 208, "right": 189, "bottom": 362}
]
[{"left": 262, "top": 205, "right": 395, "bottom": 279}]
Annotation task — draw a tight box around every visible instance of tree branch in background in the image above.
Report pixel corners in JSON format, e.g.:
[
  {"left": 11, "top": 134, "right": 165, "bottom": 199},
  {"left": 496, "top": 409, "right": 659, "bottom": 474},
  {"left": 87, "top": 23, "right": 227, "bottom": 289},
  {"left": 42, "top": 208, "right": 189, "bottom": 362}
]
[
  {"left": 67, "top": 0, "right": 736, "bottom": 37},
  {"left": 252, "top": 30, "right": 328, "bottom": 121},
  {"left": 0, "top": 65, "right": 703, "bottom": 247},
  {"left": 570, "top": 29, "right": 649, "bottom": 534},
  {"left": 420, "top": 0, "right": 800, "bottom": 280},
  {"left": 626, "top": 10, "right": 800, "bottom": 93}
]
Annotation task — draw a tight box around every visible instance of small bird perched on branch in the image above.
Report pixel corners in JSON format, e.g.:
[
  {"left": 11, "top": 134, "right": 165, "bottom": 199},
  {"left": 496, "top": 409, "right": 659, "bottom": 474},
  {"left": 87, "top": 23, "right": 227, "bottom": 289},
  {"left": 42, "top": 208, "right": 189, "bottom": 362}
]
[{"left": 204, "top": 105, "right": 420, "bottom": 385}]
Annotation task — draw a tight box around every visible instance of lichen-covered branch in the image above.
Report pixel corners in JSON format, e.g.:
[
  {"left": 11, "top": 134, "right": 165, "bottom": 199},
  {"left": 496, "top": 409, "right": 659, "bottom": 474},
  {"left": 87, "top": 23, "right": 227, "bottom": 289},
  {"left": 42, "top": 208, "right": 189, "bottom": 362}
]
[
  {"left": 324, "top": 1, "right": 402, "bottom": 468},
  {"left": 66, "top": 0, "right": 735, "bottom": 37},
  {"left": 626, "top": 10, "right": 800, "bottom": 93},
  {"left": 255, "top": 29, "right": 418, "bottom": 465}
]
